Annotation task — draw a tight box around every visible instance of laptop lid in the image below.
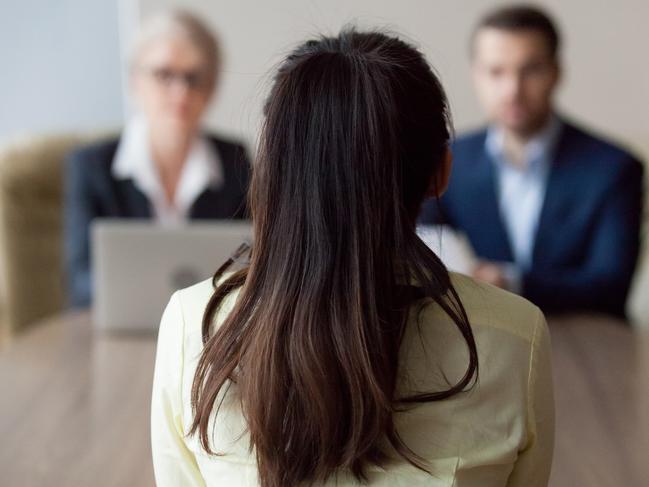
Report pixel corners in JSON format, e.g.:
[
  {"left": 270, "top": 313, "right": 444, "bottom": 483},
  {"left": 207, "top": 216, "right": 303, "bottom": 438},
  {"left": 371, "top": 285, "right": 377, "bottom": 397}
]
[{"left": 91, "top": 220, "right": 252, "bottom": 332}]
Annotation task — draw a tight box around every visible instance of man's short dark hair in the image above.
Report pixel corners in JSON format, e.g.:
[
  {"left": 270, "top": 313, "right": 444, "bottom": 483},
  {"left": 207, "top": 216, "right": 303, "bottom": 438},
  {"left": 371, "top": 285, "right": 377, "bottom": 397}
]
[{"left": 472, "top": 4, "right": 560, "bottom": 58}]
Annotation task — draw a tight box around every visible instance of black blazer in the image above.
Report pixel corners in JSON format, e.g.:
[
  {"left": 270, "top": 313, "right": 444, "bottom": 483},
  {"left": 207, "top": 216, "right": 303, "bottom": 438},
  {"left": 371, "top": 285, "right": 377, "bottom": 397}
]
[{"left": 64, "top": 134, "right": 251, "bottom": 307}]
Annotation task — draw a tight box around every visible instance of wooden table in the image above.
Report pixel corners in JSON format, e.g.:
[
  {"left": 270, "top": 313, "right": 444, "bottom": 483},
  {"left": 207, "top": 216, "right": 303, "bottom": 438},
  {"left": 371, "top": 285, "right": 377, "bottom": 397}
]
[
  {"left": 0, "top": 312, "right": 156, "bottom": 487},
  {"left": 548, "top": 314, "right": 649, "bottom": 487},
  {"left": 1, "top": 312, "right": 648, "bottom": 486}
]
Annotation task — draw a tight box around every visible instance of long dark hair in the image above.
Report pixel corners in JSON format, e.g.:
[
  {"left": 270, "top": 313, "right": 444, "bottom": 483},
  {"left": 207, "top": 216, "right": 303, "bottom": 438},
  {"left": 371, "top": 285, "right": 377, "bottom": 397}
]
[{"left": 190, "top": 29, "right": 478, "bottom": 487}]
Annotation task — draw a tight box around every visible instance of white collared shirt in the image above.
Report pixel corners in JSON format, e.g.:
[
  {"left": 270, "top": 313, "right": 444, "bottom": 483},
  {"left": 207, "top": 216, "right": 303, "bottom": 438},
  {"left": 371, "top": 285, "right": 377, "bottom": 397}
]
[
  {"left": 485, "top": 115, "right": 562, "bottom": 271},
  {"left": 112, "top": 116, "right": 224, "bottom": 226}
]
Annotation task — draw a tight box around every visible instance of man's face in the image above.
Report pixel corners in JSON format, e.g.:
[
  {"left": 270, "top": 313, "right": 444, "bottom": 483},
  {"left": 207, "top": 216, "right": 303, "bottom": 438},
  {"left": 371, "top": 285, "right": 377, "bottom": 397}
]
[{"left": 472, "top": 28, "right": 559, "bottom": 136}]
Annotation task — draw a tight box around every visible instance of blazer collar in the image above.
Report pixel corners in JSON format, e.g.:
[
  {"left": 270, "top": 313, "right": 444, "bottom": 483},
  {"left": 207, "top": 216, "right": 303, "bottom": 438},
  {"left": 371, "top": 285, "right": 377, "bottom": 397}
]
[
  {"left": 532, "top": 121, "right": 576, "bottom": 264},
  {"left": 112, "top": 116, "right": 224, "bottom": 223},
  {"left": 472, "top": 141, "right": 515, "bottom": 262}
]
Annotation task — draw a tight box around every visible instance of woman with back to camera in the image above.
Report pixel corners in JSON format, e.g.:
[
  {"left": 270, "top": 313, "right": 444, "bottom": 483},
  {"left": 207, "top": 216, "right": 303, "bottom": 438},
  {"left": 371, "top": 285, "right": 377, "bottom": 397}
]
[{"left": 151, "top": 29, "right": 554, "bottom": 486}]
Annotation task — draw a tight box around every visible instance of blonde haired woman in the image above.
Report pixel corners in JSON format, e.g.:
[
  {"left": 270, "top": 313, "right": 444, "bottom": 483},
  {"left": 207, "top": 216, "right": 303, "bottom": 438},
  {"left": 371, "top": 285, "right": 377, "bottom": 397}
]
[{"left": 65, "top": 10, "right": 250, "bottom": 307}]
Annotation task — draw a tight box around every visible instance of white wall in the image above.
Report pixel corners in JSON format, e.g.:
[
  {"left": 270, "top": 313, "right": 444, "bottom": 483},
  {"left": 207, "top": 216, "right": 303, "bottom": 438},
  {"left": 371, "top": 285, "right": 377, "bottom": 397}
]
[
  {"left": 3, "top": 1, "right": 645, "bottom": 156},
  {"left": 0, "top": 0, "right": 124, "bottom": 140},
  {"left": 133, "top": 0, "right": 649, "bottom": 158}
]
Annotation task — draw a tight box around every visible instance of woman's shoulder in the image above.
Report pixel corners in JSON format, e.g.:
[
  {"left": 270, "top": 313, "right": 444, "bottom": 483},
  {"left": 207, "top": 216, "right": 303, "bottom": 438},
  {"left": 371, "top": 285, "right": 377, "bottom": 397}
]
[
  {"left": 175, "top": 277, "right": 217, "bottom": 321},
  {"left": 399, "top": 273, "right": 553, "bottom": 484},
  {"left": 173, "top": 272, "right": 545, "bottom": 343},
  {"left": 173, "top": 275, "right": 242, "bottom": 344},
  {"left": 157, "top": 278, "right": 215, "bottom": 358},
  {"left": 447, "top": 271, "right": 544, "bottom": 342},
  {"left": 404, "top": 271, "right": 546, "bottom": 379},
  {"left": 67, "top": 136, "right": 121, "bottom": 166}
]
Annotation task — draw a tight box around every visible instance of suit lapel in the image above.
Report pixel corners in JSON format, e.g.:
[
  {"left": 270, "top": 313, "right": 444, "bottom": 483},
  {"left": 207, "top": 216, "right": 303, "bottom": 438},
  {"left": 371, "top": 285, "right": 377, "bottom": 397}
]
[
  {"left": 532, "top": 123, "right": 574, "bottom": 265},
  {"left": 113, "top": 179, "right": 152, "bottom": 218},
  {"left": 190, "top": 137, "right": 249, "bottom": 219},
  {"left": 190, "top": 188, "right": 221, "bottom": 219},
  {"left": 470, "top": 146, "right": 514, "bottom": 261}
]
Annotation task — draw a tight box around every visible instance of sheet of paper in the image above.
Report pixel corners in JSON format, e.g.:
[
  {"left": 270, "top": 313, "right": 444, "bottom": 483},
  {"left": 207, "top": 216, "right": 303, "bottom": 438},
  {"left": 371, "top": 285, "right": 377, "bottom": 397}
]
[{"left": 416, "top": 225, "right": 477, "bottom": 275}]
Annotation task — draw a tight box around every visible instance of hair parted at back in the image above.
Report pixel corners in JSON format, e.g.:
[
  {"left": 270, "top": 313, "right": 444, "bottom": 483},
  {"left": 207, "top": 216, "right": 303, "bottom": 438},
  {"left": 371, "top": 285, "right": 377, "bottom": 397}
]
[
  {"left": 190, "top": 28, "right": 478, "bottom": 487},
  {"left": 473, "top": 4, "right": 561, "bottom": 58}
]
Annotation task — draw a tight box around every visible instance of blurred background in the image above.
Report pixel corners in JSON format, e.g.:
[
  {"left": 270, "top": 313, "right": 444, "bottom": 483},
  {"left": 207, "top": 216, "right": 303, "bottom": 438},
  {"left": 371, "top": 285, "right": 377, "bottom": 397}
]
[
  {"left": 3, "top": 0, "right": 648, "bottom": 152},
  {"left": 0, "top": 0, "right": 649, "bottom": 149},
  {"left": 1, "top": 0, "right": 648, "bottom": 333},
  {"left": 0, "top": 1, "right": 648, "bottom": 486}
]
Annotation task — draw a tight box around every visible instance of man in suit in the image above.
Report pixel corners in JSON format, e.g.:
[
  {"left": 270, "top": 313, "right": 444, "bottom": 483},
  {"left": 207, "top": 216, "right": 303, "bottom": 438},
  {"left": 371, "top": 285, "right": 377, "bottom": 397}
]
[
  {"left": 65, "top": 10, "right": 250, "bottom": 307},
  {"left": 420, "top": 5, "right": 643, "bottom": 317}
]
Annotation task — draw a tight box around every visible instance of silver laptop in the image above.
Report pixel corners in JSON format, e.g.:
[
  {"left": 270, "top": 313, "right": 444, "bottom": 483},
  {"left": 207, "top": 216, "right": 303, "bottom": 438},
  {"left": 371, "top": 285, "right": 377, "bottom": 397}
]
[{"left": 91, "top": 220, "right": 252, "bottom": 332}]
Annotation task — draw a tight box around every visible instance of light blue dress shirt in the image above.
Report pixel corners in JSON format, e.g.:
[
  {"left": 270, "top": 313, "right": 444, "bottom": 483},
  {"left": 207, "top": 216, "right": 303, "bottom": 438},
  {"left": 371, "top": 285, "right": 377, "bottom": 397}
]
[{"left": 485, "top": 115, "right": 562, "bottom": 277}]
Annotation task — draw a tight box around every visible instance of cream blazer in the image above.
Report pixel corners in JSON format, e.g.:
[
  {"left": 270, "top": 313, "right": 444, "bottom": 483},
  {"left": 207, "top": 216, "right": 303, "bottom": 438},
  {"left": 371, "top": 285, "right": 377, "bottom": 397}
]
[{"left": 151, "top": 272, "right": 554, "bottom": 486}]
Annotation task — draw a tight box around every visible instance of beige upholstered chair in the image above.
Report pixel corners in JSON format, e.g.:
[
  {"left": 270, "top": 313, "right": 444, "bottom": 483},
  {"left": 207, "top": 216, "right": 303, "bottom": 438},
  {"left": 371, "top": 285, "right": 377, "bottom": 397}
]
[{"left": 0, "top": 134, "right": 88, "bottom": 344}]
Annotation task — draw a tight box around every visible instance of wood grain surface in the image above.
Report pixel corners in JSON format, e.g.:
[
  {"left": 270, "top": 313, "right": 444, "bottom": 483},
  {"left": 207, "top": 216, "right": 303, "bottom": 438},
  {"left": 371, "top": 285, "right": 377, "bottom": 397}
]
[{"left": 1, "top": 312, "right": 647, "bottom": 486}]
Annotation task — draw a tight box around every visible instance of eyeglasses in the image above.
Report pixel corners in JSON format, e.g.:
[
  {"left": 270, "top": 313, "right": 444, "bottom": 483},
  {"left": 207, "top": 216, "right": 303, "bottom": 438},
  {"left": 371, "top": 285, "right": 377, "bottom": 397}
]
[{"left": 143, "top": 66, "right": 210, "bottom": 91}]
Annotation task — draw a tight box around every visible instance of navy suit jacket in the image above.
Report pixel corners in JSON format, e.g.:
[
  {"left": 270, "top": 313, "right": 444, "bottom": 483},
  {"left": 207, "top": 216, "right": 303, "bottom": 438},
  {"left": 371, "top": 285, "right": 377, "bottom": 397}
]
[
  {"left": 419, "top": 120, "right": 644, "bottom": 317},
  {"left": 65, "top": 134, "right": 251, "bottom": 307}
]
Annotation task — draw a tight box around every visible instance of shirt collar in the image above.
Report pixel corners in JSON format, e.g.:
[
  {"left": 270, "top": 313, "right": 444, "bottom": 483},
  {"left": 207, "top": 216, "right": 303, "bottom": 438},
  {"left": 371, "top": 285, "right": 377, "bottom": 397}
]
[
  {"left": 485, "top": 113, "right": 562, "bottom": 171},
  {"left": 112, "top": 116, "right": 224, "bottom": 218}
]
